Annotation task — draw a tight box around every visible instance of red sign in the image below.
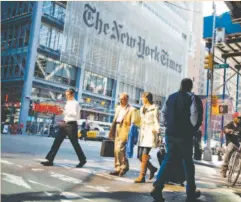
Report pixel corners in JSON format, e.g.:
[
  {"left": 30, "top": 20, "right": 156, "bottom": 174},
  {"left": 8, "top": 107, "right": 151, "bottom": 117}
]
[{"left": 33, "top": 104, "right": 62, "bottom": 115}]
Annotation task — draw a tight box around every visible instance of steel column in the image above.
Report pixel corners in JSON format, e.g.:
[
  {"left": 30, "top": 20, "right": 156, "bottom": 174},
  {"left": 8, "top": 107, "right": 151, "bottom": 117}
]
[{"left": 19, "top": 2, "right": 43, "bottom": 133}]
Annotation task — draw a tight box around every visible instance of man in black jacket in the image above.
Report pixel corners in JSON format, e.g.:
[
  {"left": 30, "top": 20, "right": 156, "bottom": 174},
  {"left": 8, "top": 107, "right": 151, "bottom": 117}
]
[
  {"left": 151, "top": 78, "right": 201, "bottom": 202},
  {"left": 220, "top": 112, "right": 241, "bottom": 178}
]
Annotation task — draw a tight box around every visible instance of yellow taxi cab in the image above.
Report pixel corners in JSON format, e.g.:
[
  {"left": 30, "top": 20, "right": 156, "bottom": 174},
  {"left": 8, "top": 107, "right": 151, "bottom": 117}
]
[{"left": 77, "top": 120, "right": 111, "bottom": 141}]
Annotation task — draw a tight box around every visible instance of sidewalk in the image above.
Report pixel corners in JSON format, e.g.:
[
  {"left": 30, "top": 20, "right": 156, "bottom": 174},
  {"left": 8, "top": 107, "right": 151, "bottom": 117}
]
[{"left": 194, "top": 154, "right": 223, "bottom": 168}]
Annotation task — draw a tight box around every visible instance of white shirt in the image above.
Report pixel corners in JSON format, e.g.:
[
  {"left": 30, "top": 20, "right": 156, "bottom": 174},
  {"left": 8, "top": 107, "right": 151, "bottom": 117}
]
[
  {"left": 116, "top": 105, "right": 128, "bottom": 123},
  {"left": 63, "top": 99, "right": 80, "bottom": 122}
]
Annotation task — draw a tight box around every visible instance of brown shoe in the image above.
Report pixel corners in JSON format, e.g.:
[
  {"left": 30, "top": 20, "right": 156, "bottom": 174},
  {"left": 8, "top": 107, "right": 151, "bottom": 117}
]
[
  {"left": 109, "top": 171, "right": 120, "bottom": 176},
  {"left": 220, "top": 170, "right": 227, "bottom": 178}
]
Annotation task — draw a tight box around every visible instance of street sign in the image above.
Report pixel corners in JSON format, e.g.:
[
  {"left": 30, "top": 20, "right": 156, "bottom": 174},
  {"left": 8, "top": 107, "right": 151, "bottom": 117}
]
[{"left": 214, "top": 64, "right": 229, "bottom": 69}]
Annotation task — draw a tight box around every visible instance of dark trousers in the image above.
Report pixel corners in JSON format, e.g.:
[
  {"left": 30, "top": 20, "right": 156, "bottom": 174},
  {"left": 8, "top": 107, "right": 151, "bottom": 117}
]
[
  {"left": 46, "top": 122, "right": 86, "bottom": 163},
  {"left": 154, "top": 136, "right": 196, "bottom": 199}
]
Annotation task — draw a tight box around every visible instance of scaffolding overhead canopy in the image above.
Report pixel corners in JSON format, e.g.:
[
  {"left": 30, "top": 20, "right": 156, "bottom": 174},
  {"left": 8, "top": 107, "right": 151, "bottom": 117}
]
[
  {"left": 225, "top": 1, "right": 241, "bottom": 25},
  {"left": 204, "top": 12, "right": 241, "bottom": 67},
  {"left": 203, "top": 11, "right": 241, "bottom": 111},
  {"left": 60, "top": 2, "right": 189, "bottom": 97}
]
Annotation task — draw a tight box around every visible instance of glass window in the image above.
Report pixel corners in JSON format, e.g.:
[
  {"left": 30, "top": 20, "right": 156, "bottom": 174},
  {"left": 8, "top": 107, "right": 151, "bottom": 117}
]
[
  {"left": 46, "top": 58, "right": 55, "bottom": 74},
  {"left": 43, "top": 1, "right": 53, "bottom": 16},
  {"left": 54, "top": 4, "right": 60, "bottom": 19},
  {"left": 84, "top": 70, "right": 114, "bottom": 97},
  {"left": 34, "top": 54, "right": 77, "bottom": 87}
]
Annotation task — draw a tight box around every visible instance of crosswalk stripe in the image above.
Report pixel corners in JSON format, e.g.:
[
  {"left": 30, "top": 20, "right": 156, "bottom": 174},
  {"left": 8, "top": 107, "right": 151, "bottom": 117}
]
[
  {"left": 2, "top": 173, "right": 31, "bottom": 190},
  {"left": 0, "top": 159, "right": 13, "bottom": 165}
]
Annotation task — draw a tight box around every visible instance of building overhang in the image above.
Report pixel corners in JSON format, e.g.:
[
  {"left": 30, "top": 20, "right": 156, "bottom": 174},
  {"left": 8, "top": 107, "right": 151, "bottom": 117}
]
[{"left": 225, "top": 1, "right": 241, "bottom": 25}]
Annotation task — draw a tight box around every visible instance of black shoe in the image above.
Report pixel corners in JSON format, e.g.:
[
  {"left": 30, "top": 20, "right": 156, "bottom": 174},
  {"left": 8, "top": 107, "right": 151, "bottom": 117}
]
[
  {"left": 76, "top": 160, "right": 87, "bottom": 168},
  {"left": 41, "top": 161, "right": 53, "bottom": 166},
  {"left": 150, "top": 187, "right": 165, "bottom": 202},
  {"left": 195, "top": 190, "right": 201, "bottom": 198},
  {"left": 109, "top": 171, "right": 120, "bottom": 176},
  {"left": 186, "top": 190, "right": 201, "bottom": 202}
]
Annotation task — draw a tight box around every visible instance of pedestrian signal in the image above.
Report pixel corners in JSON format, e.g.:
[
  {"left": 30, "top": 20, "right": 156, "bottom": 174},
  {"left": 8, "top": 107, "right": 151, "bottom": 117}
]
[{"left": 219, "top": 105, "right": 228, "bottom": 114}]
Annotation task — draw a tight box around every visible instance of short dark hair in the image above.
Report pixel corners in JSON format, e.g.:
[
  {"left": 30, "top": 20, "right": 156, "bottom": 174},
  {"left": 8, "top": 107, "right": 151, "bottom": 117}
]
[
  {"left": 66, "top": 88, "right": 75, "bottom": 95},
  {"left": 180, "top": 78, "right": 193, "bottom": 92},
  {"left": 142, "top": 92, "right": 154, "bottom": 104}
]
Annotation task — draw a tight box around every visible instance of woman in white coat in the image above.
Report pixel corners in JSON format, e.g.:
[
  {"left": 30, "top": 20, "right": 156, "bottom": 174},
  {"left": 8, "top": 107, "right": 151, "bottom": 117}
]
[{"left": 135, "top": 92, "right": 161, "bottom": 183}]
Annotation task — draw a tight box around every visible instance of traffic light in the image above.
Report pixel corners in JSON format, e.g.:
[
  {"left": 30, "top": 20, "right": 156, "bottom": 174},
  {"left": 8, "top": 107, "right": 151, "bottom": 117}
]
[
  {"left": 204, "top": 54, "right": 213, "bottom": 69},
  {"left": 211, "top": 95, "right": 218, "bottom": 107}
]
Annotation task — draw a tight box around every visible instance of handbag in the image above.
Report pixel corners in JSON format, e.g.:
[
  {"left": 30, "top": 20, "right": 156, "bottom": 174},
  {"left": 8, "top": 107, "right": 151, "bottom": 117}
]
[{"left": 100, "top": 140, "right": 114, "bottom": 157}]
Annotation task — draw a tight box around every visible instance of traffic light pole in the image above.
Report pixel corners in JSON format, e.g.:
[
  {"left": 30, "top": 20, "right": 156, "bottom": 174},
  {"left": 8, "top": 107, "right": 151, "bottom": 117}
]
[
  {"left": 220, "top": 57, "right": 227, "bottom": 147},
  {"left": 203, "top": 2, "right": 216, "bottom": 161},
  {"left": 237, "top": 70, "right": 240, "bottom": 112}
]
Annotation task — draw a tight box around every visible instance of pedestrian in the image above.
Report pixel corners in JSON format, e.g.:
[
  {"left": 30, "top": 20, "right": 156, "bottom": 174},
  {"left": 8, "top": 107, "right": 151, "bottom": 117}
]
[
  {"left": 41, "top": 89, "right": 87, "bottom": 168},
  {"left": 134, "top": 92, "right": 159, "bottom": 183},
  {"left": 108, "top": 92, "right": 138, "bottom": 177},
  {"left": 81, "top": 118, "right": 89, "bottom": 141},
  {"left": 150, "top": 78, "right": 201, "bottom": 202},
  {"left": 220, "top": 112, "right": 241, "bottom": 178}
]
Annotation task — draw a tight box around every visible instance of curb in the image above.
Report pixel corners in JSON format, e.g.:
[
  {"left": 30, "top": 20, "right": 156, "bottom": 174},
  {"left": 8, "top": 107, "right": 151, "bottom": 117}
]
[{"left": 194, "top": 160, "right": 221, "bottom": 169}]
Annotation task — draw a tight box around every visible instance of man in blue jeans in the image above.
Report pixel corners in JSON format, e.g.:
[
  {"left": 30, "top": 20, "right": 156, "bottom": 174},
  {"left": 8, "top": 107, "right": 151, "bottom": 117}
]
[{"left": 151, "top": 78, "right": 201, "bottom": 202}]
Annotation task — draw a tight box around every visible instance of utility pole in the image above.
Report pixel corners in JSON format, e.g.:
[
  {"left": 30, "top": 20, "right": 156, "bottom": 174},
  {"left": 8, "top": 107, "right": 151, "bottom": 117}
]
[
  {"left": 236, "top": 65, "right": 240, "bottom": 112},
  {"left": 203, "top": 2, "right": 216, "bottom": 161},
  {"left": 220, "top": 57, "right": 227, "bottom": 148}
]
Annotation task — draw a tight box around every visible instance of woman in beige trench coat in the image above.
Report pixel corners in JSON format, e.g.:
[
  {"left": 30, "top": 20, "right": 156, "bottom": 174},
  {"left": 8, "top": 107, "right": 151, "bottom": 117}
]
[{"left": 135, "top": 92, "right": 161, "bottom": 183}]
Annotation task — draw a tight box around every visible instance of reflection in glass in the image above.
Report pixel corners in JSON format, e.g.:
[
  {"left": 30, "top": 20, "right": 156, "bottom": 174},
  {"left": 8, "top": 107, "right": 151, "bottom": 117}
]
[{"left": 83, "top": 70, "right": 113, "bottom": 97}]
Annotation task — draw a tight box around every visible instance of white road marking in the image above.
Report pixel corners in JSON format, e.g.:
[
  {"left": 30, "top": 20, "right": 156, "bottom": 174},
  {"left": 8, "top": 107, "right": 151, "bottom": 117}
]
[
  {"left": 32, "top": 168, "right": 44, "bottom": 171},
  {"left": 73, "top": 168, "right": 93, "bottom": 173},
  {"left": 60, "top": 192, "right": 94, "bottom": 202},
  {"left": 84, "top": 185, "right": 109, "bottom": 192},
  {"left": 2, "top": 173, "right": 31, "bottom": 189},
  {"left": 49, "top": 172, "right": 83, "bottom": 184},
  {"left": 96, "top": 173, "right": 112, "bottom": 179},
  {"left": 44, "top": 191, "right": 54, "bottom": 196},
  {"left": 28, "top": 180, "right": 62, "bottom": 191},
  {"left": 35, "top": 158, "right": 48, "bottom": 162},
  {"left": 113, "top": 176, "right": 133, "bottom": 183},
  {"left": 103, "top": 159, "right": 113, "bottom": 162},
  {"left": 0, "top": 159, "right": 13, "bottom": 165},
  {"left": 58, "top": 163, "right": 75, "bottom": 168}
]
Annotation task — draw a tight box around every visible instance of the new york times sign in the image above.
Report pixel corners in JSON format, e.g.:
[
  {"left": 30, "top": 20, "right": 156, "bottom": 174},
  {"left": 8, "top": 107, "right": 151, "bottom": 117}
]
[{"left": 83, "top": 4, "right": 182, "bottom": 73}]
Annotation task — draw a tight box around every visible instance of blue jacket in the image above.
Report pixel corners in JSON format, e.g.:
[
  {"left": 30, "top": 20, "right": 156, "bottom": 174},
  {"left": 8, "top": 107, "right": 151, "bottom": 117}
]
[{"left": 126, "top": 124, "right": 139, "bottom": 158}]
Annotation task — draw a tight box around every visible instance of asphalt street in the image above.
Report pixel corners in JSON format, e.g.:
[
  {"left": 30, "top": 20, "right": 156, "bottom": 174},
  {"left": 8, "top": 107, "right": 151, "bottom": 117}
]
[{"left": 1, "top": 134, "right": 241, "bottom": 202}]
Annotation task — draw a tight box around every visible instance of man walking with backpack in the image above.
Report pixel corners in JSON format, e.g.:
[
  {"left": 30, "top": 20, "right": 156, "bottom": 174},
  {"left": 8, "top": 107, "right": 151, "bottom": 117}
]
[{"left": 151, "top": 78, "right": 201, "bottom": 202}]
